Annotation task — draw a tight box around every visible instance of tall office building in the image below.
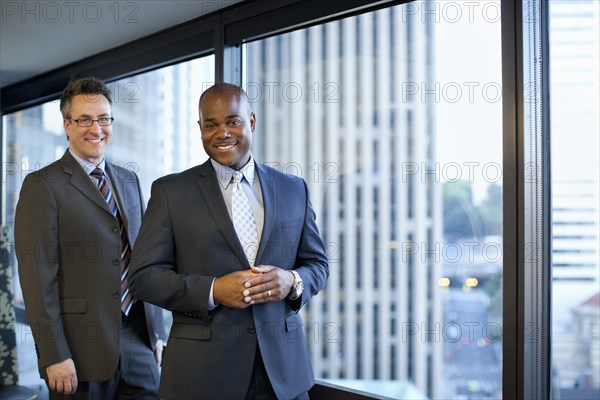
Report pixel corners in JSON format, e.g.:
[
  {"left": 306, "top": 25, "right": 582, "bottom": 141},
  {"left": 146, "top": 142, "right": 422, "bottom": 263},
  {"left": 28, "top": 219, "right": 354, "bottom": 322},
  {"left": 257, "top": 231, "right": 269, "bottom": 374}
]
[
  {"left": 550, "top": 0, "right": 600, "bottom": 391},
  {"left": 246, "top": 5, "right": 442, "bottom": 397},
  {"left": 551, "top": 0, "right": 600, "bottom": 283}
]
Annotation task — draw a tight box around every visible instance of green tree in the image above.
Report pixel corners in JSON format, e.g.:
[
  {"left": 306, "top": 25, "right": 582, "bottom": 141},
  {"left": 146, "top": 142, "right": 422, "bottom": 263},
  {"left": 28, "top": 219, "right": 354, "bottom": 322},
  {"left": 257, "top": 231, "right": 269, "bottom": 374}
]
[
  {"left": 443, "top": 180, "right": 485, "bottom": 240},
  {"left": 479, "top": 183, "right": 502, "bottom": 236}
]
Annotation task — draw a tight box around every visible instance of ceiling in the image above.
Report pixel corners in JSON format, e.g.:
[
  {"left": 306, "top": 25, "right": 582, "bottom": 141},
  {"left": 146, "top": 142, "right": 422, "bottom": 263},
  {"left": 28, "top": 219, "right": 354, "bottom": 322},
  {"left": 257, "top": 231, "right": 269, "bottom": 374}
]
[{"left": 0, "top": 0, "right": 243, "bottom": 89}]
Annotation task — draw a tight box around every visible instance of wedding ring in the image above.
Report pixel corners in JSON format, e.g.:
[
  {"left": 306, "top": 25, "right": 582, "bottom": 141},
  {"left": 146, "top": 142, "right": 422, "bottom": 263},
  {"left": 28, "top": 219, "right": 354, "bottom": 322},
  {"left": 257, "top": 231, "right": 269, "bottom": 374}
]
[{"left": 268, "top": 290, "right": 272, "bottom": 297}]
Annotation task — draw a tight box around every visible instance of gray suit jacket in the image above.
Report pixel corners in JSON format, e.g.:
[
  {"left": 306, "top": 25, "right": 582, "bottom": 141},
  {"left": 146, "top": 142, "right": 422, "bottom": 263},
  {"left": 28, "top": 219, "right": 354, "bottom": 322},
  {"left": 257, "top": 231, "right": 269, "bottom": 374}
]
[
  {"left": 129, "top": 160, "right": 329, "bottom": 399},
  {"left": 15, "top": 150, "right": 165, "bottom": 381}
]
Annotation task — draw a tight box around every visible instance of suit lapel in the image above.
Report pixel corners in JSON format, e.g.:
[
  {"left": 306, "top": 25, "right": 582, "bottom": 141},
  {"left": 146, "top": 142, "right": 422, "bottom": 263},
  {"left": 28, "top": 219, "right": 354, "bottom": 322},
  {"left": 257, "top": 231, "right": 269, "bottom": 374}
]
[
  {"left": 196, "top": 160, "right": 248, "bottom": 266},
  {"left": 60, "top": 151, "right": 113, "bottom": 217},
  {"left": 255, "top": 162, "right": 276, "bottom": 264}
]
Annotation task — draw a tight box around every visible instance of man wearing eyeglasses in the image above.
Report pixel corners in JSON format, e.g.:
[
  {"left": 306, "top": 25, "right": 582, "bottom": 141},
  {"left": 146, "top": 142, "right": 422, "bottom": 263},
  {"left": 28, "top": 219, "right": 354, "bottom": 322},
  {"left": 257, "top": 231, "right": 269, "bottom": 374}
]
[{"left": 15, "top": 77, "right": 165, "bottom": 399}]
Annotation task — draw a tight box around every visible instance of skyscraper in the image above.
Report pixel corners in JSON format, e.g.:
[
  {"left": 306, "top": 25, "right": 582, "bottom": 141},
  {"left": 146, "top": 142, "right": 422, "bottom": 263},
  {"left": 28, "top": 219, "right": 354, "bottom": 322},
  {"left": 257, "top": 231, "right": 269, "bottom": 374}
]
[{"left": 550, "top": 0, "right": 600, "bottom": 393}]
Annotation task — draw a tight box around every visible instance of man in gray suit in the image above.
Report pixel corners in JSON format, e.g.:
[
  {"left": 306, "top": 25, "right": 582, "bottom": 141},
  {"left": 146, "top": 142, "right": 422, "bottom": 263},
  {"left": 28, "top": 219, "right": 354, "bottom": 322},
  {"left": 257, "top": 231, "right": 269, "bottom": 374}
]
[
  {"left": 15, "top": 77, "right": 165, "bottom": 399},
  {"left": 128, "top": 83, "right": 329, "bottom": 399}
]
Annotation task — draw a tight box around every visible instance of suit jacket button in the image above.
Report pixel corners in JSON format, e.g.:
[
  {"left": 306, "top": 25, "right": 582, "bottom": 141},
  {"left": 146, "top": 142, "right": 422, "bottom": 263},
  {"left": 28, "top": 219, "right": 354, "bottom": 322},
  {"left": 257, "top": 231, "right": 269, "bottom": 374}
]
[
  {"left": 112, "top": 226, "right": 119, "bottom": 232},
  {"left": 113, "top": 292, "right": 119, "bottom": 299},
  {"left": 248, "top": 325, "right": 256, "bottom": 334},
  {"left": 113, "top": 259, "right": 119, "bottom": 266}
]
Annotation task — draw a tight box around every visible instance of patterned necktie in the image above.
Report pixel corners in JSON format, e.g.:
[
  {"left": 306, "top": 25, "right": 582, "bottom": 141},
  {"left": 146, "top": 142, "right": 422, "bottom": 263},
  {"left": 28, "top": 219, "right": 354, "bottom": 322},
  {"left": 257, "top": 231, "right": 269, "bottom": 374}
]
[
  {"left": 90, "top": 168, "right": 134, "bottom": 316},
  {"left": 231, "top": 171, "right": 259, "bottom": 266}
]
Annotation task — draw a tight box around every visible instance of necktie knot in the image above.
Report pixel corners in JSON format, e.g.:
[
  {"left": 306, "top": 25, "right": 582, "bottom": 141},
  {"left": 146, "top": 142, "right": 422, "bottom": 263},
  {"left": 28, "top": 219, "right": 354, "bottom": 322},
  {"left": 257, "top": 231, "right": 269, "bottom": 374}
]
[
  {"left": 90, "top": 167, "right": 104, "bottom": 180},
  {"left": 232, "top": 171, "right": 242, "bottom": 184}
]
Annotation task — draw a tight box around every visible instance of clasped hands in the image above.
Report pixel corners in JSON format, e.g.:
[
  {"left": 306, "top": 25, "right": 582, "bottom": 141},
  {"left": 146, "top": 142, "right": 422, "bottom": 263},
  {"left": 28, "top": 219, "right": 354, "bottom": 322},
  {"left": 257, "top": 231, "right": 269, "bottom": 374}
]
[{"left": 213, "top": 265, "right": 294, "bottom": 309}]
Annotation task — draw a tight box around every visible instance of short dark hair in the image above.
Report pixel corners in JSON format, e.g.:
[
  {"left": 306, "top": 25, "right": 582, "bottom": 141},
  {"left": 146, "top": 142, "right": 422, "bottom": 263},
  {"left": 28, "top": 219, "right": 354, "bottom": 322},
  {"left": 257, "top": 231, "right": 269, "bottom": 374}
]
[{"left": 60, "top": 77, "right": 112, "bottom": 118}]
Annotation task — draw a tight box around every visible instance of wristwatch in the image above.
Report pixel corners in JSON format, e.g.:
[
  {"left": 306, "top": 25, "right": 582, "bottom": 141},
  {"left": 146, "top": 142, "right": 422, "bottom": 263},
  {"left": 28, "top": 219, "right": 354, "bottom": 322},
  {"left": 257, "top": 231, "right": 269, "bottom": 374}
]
[{"left": 288, "top": 270, "right": 304, "bottom": 300}]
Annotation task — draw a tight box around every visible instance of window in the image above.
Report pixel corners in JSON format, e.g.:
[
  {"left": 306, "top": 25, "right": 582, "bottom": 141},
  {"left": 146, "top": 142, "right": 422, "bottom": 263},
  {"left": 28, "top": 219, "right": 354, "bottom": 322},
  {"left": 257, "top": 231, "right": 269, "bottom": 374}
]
[
  {"left": 244, "top": 1, "right": 502, "bottom": 398},
  {"left": 550, "top": 0, "right": 600, "bottom": 398}
]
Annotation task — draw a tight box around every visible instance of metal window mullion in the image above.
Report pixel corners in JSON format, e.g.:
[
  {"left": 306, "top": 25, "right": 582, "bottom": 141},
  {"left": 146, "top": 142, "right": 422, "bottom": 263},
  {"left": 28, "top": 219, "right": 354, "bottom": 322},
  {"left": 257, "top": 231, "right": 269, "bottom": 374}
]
[{"left": 523, "top": 1, "right": 552, "bottom": 398}]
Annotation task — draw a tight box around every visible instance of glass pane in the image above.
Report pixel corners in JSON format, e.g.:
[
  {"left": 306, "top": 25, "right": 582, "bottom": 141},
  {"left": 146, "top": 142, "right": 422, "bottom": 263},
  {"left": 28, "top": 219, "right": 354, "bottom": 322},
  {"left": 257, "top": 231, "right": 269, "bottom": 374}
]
[
  {"left": 550, "top": 1, "right": 600, "bottom": 399},
  {"left": 3, "top": 55, "right": 214, "bottom": 393},
  {"left": 108, "top": 56, "right": 214, "bottom": 201},
  {"left": 243, "top": 1, "right": 502, "bottom": 398}
]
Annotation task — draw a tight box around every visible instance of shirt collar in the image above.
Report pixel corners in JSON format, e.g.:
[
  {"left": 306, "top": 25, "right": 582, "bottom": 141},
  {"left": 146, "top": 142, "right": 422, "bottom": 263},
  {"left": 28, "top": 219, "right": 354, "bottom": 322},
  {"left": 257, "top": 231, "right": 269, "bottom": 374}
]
[
  {"left": 69, "top": 148, "right": 106, "bottom": 176},
  {"left": 211, "top": 155, "right": 256, "bottom": 190}
]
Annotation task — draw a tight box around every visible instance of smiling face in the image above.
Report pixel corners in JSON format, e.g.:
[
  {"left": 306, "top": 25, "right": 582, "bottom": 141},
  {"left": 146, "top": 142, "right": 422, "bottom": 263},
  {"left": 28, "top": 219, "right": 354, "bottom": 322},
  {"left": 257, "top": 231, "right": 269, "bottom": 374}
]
[
  {"left": 198, "top": 88, "right": 256, "bottom": 170},
  {"left": 63, "top": 94, "right": 112, "bottom": 164}
]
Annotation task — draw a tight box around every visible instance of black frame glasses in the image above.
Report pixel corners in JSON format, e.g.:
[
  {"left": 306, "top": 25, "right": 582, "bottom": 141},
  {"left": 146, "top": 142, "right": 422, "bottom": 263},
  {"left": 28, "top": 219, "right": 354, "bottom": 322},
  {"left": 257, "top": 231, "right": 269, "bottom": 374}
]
[{"left": 69, "top": 117, "right": 114, "bottom": 127}]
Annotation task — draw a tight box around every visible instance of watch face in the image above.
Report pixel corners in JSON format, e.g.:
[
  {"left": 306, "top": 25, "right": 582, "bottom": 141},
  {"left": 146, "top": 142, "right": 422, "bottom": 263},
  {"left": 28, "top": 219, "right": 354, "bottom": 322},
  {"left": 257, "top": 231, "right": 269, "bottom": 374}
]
[
  {"left": 297, "top": 280, "right": 304, "bottom": 294},
  {"left": 290, "top": 271, "right": 304, "bottom": 299}
]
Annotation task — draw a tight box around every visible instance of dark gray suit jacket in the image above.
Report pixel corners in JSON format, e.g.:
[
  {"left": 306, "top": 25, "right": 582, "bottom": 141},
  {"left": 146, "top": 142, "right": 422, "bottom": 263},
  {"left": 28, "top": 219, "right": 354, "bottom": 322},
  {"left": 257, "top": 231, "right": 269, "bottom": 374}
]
[
  {"left": 15, "top": 150, "right": 165, "bottom": 381},
  {"left": 128, "top": 160, "right": 329, "bottom": 399}
]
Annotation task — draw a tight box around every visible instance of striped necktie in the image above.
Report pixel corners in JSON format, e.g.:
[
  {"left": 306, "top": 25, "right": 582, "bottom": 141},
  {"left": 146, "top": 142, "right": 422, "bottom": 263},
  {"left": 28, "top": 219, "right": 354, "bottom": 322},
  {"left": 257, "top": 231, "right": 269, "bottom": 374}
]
[
  {"left": 90, "top": 167, "right": 134, "bottom": 316},
  {"left": 231, "top": 171, "right": 259, "bottom": 266}
]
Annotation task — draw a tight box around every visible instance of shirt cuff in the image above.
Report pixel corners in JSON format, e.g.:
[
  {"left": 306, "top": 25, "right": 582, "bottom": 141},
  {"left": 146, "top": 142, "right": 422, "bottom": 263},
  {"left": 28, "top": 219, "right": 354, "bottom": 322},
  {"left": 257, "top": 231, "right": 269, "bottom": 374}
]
[{"left": 208, "top": 278, "right": 218, "bottom": 310}]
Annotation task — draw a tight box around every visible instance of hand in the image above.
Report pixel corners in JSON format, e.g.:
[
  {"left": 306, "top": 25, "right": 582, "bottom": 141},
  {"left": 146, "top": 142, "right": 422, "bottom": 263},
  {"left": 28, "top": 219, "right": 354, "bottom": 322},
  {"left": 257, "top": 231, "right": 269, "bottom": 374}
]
[
  {"left": 154, "top": 339, "right": 164, "bottom": 366},
  {"left": 46, "top": 358, "right": 78, "bottom": 395},
  {"left": 243, "top": 265, "right": 295, "bottom": 304},
  {"left": 213, "top": 269, "right": 260, "bottom": 309}
]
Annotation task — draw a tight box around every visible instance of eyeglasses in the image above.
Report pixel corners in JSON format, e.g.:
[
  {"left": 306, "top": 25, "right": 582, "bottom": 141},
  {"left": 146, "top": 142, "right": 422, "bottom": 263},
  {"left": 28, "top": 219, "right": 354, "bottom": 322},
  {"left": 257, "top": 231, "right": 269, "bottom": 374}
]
[{"left": 68, "top": 117, "right": 114, "bottom": 127}]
